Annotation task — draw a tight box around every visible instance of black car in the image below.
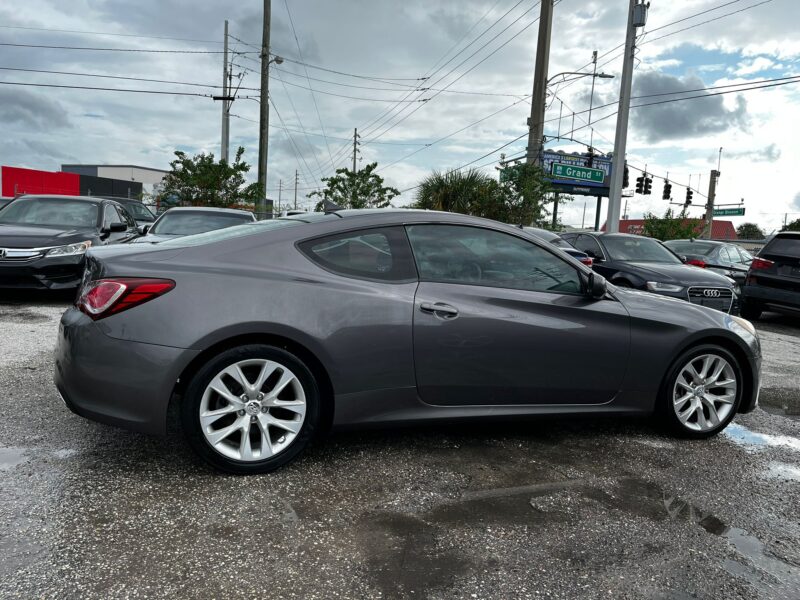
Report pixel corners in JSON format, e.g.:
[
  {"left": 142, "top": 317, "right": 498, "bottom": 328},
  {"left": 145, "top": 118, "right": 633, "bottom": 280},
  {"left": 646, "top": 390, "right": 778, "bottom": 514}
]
[
  {"left": 0, "top": 195, "right": 139, "bottom": 290},
  {"left": 663, "top": 239, "right": 753, "bottom": 285},
  {"left": 112, "top": 198, "right": 156, "bottom": 228},
  {"left": 561, "top": 232, "right": 738, "bottom": 313},
  {"left": 523, "top": 227, "right": 593, "bottom": 266},
  {"left": 131, "top": 206, "right": 256, "bottom": 244},
  {"left": 740, "top": 231, "right": 800, "bottom": 319}
]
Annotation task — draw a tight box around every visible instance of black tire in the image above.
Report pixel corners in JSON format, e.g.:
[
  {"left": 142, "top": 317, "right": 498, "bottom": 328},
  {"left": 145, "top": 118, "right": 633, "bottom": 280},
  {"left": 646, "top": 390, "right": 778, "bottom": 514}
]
[
  {"left": 739, "top": 301, "right": 762, "bottom": 321},
  {"left": 659, "top": 344, "right": 743, "bottom": 439},
  {"left": 181, "top": 344, "right": 321, "bottom": 474}
]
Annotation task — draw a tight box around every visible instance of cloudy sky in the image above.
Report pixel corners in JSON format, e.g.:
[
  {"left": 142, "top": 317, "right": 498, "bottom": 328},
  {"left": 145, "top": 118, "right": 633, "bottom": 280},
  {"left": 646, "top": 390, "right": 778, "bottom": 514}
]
[{"left": 1, "top": 0, "right": 798, "bottom": 231}]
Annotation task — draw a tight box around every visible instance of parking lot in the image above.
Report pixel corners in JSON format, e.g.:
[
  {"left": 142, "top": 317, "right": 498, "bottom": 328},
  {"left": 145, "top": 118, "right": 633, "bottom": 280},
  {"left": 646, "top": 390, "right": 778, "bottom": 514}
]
[{"left": 1, "top": 292, "right": 798, "bottom": 599}]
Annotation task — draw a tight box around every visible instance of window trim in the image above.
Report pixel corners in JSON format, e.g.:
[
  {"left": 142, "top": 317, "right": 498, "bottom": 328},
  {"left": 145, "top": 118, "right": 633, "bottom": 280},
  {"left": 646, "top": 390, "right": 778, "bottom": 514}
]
[
  {"left": 405, "top": 223, "right": 586, "bottom": 297},
  {"left": 296, "top": 225, "right": 418, "bottom": 284},
  {"left": 574, "top": 234, "right": 607, "bottom": 261}
]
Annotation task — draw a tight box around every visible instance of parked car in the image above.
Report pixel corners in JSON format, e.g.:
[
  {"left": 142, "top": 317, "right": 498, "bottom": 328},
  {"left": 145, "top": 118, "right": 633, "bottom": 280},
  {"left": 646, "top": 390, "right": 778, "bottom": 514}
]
[
  {"left": 55, "top": 210, "right": 761, "bottom": 474},
  {"left": 0, "top": 198, "right": 12, "bottom": 211},
  {"left": 131, "top": 206, "right": 256, "bottom": 243},
  {"left": 523, "top": 227, "right": 593, "bottom": 266},
  {"left": 112, "top": 198, "right": 157, "bottom": 228},
  {"left": 0, "top": 194, "right": 138, "bottom": 289},
  {"left": 740, "top": 231, "right": 800, "bottom": 320},
  {"left": 663, "top": 239, "right": 753, "bottom": 284},
  {"left": 561, "top": 232, "right": 739, "bottom": 313}
]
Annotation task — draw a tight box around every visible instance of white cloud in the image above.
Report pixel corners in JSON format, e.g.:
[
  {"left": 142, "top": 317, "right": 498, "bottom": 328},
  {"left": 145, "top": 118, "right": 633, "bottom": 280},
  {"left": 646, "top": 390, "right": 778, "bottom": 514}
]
[{"left": 734, "top": 56, "right": 781, "bottom": 76}]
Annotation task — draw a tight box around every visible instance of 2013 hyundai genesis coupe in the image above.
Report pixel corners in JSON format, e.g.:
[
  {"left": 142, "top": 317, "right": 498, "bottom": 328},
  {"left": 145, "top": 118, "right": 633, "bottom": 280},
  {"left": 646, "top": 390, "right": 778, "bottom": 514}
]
[{"left": 54, "top": 210, "right": 762, "bottom": 474}]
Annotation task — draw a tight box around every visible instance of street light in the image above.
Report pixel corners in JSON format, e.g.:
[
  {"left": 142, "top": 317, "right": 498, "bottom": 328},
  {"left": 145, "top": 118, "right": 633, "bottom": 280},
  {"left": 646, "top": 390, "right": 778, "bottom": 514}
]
[{"left": 547, "top": 71, "right": 614, "bottom": 86}]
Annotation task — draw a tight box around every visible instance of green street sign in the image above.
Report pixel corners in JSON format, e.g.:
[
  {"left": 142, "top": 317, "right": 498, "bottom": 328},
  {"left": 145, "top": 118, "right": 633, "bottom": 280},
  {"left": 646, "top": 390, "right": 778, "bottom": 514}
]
[
  {"left": 550, "top": 162, "right": 605, "bottom": 184},
  {"left": 713, "top": 207, "right": 745, "bottom": 217}
]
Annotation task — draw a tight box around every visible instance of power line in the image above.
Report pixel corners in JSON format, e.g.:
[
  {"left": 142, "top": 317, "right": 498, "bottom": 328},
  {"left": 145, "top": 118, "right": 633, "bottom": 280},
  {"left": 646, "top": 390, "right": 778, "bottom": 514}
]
[
  {"left": 0, "top": 80, "right": 212, "bottom": 96},
  {"left": 0, "top": 24, "right": 223, "bottom": 45},
  {"left": 0, "top": 65, "right": 236, "bottom": 89},
  {"left": 242, "top": 79, "right": 430, "bottom": 102},
  {"left": 0, "top": 41, "right": 241, "bottom": 54},
  {"left": 268, "top": 95, "right": 320, "bottom": 190},
  {"left": 283, "top": 0, "right": 334, "bottom": 170}
]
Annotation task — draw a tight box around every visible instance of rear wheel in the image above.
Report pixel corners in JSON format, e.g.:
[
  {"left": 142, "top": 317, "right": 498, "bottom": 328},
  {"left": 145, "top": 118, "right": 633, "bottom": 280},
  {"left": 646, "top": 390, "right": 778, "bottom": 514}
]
[
  {"left": 181, "top": 345, "right": 320, "bottom": 474},
  {"left": 660, "top": 345, "right": 742, "bottom": 438},
  {"left": 739, "top": 301, "right": 762, "bottom": 320}
]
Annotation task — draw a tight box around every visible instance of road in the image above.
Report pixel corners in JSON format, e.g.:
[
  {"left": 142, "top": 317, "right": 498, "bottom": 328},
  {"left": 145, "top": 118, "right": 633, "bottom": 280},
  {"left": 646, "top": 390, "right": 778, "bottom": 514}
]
[{"left": 1, "top": 293, "right": 798, "bottom": 599}]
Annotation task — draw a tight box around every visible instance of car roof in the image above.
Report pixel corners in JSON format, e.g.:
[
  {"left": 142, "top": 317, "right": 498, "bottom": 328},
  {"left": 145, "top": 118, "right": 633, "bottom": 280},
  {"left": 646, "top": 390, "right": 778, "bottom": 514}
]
[
  {"left": 18, "top": 194, "right": 103, "bottom": 203},
  {"left": 664, "top": 239, "right": 725, "bottom": 246},
  {"left": 161, "top": 206, "right": 254, "bottom": 215}
]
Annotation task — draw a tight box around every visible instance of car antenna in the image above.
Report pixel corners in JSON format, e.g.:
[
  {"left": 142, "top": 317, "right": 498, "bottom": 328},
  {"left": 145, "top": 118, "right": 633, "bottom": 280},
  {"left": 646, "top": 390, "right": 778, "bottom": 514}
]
[{"left": 322, "top": 199, "right": 344, "bottom": 217}]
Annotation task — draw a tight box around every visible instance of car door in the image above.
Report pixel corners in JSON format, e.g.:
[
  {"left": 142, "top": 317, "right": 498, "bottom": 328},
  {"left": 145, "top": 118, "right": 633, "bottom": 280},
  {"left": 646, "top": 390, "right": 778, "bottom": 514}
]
[
  {"left": 406, "top": 224, "right": 631, "bottom": 406},
  {"left": 100, "top": 203, "right": 130, "bottom": 244},
  {"left": 572, "top": 234, "right": 615, "bottom": 279},
  {"left": 114, "top": 204, "right": 140, "bottom": 242}
]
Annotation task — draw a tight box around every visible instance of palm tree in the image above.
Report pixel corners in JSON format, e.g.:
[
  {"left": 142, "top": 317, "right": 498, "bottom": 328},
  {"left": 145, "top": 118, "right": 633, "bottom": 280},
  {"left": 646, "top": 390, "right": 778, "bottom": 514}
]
[{"left": 413, "top": 169, "right": 497, "bottom": 215}]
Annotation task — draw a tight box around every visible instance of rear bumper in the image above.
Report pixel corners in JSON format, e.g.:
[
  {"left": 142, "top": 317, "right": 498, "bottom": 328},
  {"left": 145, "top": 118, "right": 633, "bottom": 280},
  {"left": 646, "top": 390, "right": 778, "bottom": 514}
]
[
  {"left": 742, "top": 284, "right": 800, "bottom": 314},
  {"left": 54, "top": 308, "right": 198, "bottom": 435},
  {"left": 0, "top": 255, "right": 85, "bottom": 289}
]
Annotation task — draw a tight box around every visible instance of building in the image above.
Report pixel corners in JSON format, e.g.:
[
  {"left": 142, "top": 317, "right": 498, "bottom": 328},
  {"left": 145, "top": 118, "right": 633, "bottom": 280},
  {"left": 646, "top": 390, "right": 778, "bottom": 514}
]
[
  {"left": 61, "top": 164, "right": 168, "bottom": 196},
  {"left": 603, "top": 219, "right": 738, "bottom": 240},
  {"left": 1, "top": 165, "right": 142, "bottom": 199}
]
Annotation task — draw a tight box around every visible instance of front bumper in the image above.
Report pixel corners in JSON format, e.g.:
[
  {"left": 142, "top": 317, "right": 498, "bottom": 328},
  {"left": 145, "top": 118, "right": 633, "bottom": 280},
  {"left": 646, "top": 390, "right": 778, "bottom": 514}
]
[
  {"left": 0, "top": 254, "right": 85, "bottom": 289},
  {"left": 54, "top": 308, "right": 199, "bottom": 435}
]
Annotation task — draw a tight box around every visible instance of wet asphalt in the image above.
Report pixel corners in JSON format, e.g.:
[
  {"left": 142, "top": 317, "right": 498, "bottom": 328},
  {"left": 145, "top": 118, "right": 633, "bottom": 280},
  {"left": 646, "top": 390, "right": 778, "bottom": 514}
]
[{"left": 0, "top": 293, "right": 799, "bottom": 599}]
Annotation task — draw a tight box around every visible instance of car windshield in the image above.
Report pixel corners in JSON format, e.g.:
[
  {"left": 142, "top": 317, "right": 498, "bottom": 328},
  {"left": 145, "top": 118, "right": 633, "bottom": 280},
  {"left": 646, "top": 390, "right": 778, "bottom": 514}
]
[
  {"left": 0, "top": 197, "right": 98, "bottom": 228},
  {"left": 665, "top": 241, "right": 717, "bottom": 256},
  {"left": 150, "top": 211, "right": 253, "bottom": 236},
  {"left": 124, "top": 202, "right": 155, "bottom": 221},
  {"left": 158, "top": 218, "right": 302, "bottom": 247},
  {"left": 603, "top": 236, "right": 682, "bottom": 264},
  {"left": 763, "top": 236, "right": 800, "bottom": 257}
]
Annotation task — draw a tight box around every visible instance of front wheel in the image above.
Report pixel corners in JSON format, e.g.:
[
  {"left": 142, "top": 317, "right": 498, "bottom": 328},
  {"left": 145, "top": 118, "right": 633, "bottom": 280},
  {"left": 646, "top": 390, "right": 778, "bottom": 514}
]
[
  {"left": 181, "top": 345, "right": 320, "bottom": 474},
  {"left": 660, "top": 345, "right": 742, "bottom": 438}
]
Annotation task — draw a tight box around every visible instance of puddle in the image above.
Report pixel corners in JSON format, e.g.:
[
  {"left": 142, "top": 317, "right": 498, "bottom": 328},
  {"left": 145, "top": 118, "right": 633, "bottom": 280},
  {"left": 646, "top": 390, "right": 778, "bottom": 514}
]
[
  {"left": 764, "top": 462, "right": 800, "bottom": 482},
  {"left": 661, "top": 489, "right": 800, "bottom": 593},
  {"left": 0, "top": 447, "right": 29, "bottom": 471},
  {"left": 723, "top": 422, "right": 800, "bottom": 452}
]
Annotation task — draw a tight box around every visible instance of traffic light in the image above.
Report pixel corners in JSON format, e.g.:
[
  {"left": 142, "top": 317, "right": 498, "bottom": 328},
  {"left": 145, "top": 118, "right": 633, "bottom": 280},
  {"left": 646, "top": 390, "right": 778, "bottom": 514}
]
[
  {"left": 635, "top": 175, "right": 644, "bottom": 194},
  {"left": 586, "top": 147, "right": 595, "bottom": 167},
  {"left": 662, "top": 181, "right": 672, "bottom": 200},
  {"left": 643, "top": 176, "right": 653, "bottom": 195},
  {"left": 623, "top": 166, "right": 630, "bottom": 188},
  {"left": 685, "top": 187, "right": 694, "bottom": 206}
]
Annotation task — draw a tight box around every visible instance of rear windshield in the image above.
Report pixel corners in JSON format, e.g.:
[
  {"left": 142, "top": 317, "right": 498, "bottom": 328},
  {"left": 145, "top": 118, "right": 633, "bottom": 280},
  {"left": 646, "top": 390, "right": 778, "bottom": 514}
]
[
  {"left": 158, "top": 218, "right": 301, "bottom": 247},
  {"left": 0, "top": 197, "right": 98, "bottom": 228},
  {"left": 124, "top": 202, "right": 155, "bottom": 221},
  {"left": 665, "top": 241, "right": 717, "bottom": 256},
  {"left": 762, "top": 236, "right": 800, "bottom": 258},
  {"left": 150, "top": 211, "right": 253, "bottom": 235}
]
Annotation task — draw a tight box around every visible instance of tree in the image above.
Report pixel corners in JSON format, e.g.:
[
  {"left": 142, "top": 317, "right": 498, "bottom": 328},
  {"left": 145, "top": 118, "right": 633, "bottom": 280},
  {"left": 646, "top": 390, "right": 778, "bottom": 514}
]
[
  {"left": 736, "top": 222, "right": 765, "bottom": 239},
  {"left": 641, "top": 208, "right": 702, "bottom": 241},
  {"left": 412, "top": 163, "right": 553, "bottom": 226},
  {"left": 160, "top": 146, "right": 262, "bottom": 209},
  {"left": 308, "top": 162, "right": 399, "bottom": 210},
  {"left": 782, "top": 218, "right": 800, "bottom": 232}
]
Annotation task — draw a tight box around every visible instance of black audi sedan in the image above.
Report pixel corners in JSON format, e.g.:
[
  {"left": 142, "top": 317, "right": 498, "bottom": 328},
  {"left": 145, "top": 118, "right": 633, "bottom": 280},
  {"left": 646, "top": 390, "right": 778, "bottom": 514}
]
[
  {"left": 0, "top": 195, "right": 138, "bottom": 290},
  {"left": 561, "top": 232, "right": 738, "bottom": 313}
]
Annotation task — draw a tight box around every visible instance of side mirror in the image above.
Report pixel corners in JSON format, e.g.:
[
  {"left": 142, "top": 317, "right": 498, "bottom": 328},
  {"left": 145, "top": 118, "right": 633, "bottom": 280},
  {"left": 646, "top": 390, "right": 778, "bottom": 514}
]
[
  {"left": 104, "top": 222, "right": 127, "bottom": 233},
  {"left": 138, "top": 224, "right": 151, "bottom": 235},
  {"left": 680, "top": 255, "right": 688, "bottom": 263},
  {"left": 587, "top": 272, "right": 607, "bottom": 299}
]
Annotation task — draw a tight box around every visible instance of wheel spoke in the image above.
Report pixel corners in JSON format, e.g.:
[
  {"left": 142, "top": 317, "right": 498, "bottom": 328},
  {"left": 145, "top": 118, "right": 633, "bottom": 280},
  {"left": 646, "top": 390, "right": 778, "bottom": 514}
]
[
  {"left": 687, "top": 363, "right": 703, "bottom": 384},
  {"left": 711, "top": 392, "right": 736, "bottom": 405},
  {"left": 700, "top": 396, "right": 721, "bottom": 426},
  {"left": 256, "top": 415, "right": 275, "bottom": 457},
  {"left": 209, "top": 376, "right": 243, "bottom": 405},
  {"left": 699, "top": 356, "right": 715, "bottom": 380},
  {"left": 708, "top": 359, "right": 726, "bottom": 384},
  {"left": 253, "top": 361, "right": 278, "bottom": 394},
  {"left": 206, "top": 417, "right": 245, "bottom": 446},
  {"left": 673, "top": 392, "right": 693, "bottom": 407},
  {"left": 265, "top": 414, "right": 302, "bottom": 434},
  {"left": 677, "top": 402, "right": 696, "bottom": 424},
  {"left": 267, "top": 370, "right": 296, "bottom": 400},
  {"left": 239, "top": 419, "right": 254, "bottom": 460},
  {"left": 200, "top": 404, "right": 240, "bottom": 427},
  {"left": 714, "top": 378, "right": 736, "bottom": 390}
]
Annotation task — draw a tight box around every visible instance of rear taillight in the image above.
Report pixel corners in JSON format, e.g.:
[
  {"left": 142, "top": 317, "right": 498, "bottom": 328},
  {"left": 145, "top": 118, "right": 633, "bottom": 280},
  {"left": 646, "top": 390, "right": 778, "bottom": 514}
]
[
  {"left": 78, "top": 278, "right": 175, "bottom": 320},
  {"left": 749, "top": 257, "right": 774, "bottom": 271},
  {"left": 686, "top": 258, "right": 706, "bottom": 268},
  {"left": 579, "top": 256, "right": 593, "bottom": 267}
]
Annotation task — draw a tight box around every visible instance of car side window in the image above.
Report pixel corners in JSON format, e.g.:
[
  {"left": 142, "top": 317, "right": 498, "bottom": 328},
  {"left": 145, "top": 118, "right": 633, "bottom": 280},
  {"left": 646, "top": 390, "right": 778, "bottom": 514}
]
[
  {"left": 406, "top": 224, "right": 582, "bottom": 295},
  {"left": 116, "top": 205, "right": 136, "bottom": 229},
  {"left": 718, "top": 246, "right": 733, "bottom": 265},
  {"left": 573, "top": 235, "right": 604, "bottom": 259},
  {"left": 737, "top": 247, "right": 753, "bottom": 264},
  {"left": 103, "top": 204, "right": 124, "bottom": 227},
  {"left": 298, "top": 226, "right": 416, "bottom": 282}
]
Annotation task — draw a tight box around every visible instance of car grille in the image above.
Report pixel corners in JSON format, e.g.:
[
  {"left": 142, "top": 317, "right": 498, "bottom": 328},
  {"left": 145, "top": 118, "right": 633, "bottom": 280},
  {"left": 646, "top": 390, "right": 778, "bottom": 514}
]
[
  {"left": 687, "top": 287, "right": 734, "bottom": 312},
  {"left": 0, "top": 248, "right": 45, "bottom": 262}
]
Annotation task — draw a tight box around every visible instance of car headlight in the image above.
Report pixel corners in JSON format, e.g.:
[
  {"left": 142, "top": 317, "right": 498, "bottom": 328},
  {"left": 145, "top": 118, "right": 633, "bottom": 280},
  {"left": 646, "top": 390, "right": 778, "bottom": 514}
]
[
  {"left": 646, "top": 281, "right": 684, "bottom": 293},
  {"left": 46, "top": 241, "right": 92, "bottom": 257},
  {"left": 729, "top": 315, "right": 757, "bottom": 338}
]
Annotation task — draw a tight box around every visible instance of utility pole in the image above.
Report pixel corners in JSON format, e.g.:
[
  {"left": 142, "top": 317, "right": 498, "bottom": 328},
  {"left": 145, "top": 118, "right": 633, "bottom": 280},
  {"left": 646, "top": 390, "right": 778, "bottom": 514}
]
[
  {"left": 257, "top": 0, "right": 272, "bottom": 219},
  {"left": 352, "top": 128, "right": 359, "bottom": 173},
  {"left": 278, "top": 179, "right": 282, "bottom": 212},
  {"left": 220, "top": 20, "right": 230, "bottom": 163},
  {"left": 606, "top": 0, "right": 647, "bottom": 233},
  {"left": 525, "top": 0, "right": 554, "bottom": 165},
  {"left": 594, "top": 196, "right": 602, "bottom": 231},
  {"left": 294, "top": 170, "right": 298, "bottom": 210},
  {"left": 702, "top": 169, "right": 720, "bottom": 239},
  {"left": 587, "top": 50, "right": 598, "bottom": 125},
  {"left": 552, "top": 193, "right": 559, "bottom": 229},
  {"left": 581, "top": 202, "right": 587, "bottom": 229}
]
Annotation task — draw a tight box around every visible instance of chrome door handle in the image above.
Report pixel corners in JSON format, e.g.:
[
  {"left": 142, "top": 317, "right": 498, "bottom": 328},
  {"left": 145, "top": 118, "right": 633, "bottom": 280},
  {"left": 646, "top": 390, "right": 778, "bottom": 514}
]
[{"left": 420, "top": 302, "right": 459, "bottom": 317}]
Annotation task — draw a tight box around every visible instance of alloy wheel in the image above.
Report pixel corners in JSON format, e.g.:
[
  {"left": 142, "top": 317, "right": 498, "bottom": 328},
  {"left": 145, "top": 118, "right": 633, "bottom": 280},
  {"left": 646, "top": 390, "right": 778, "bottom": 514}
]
[
  {"left": 672, "top": 353, "right": 737, "bottom": 432},
  {"left": 199, "top": 359, "right": 307, "bottom": 461}
]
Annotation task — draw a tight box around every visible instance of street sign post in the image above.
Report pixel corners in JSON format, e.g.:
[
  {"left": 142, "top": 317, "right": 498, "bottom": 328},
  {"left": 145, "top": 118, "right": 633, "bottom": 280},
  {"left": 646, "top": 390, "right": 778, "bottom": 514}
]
[
  {"left": 713, "top": 207, "right": 745, "bottom": 217},
  {"left": 550, "top": 162, "right": 605, "bottom": 184}
]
